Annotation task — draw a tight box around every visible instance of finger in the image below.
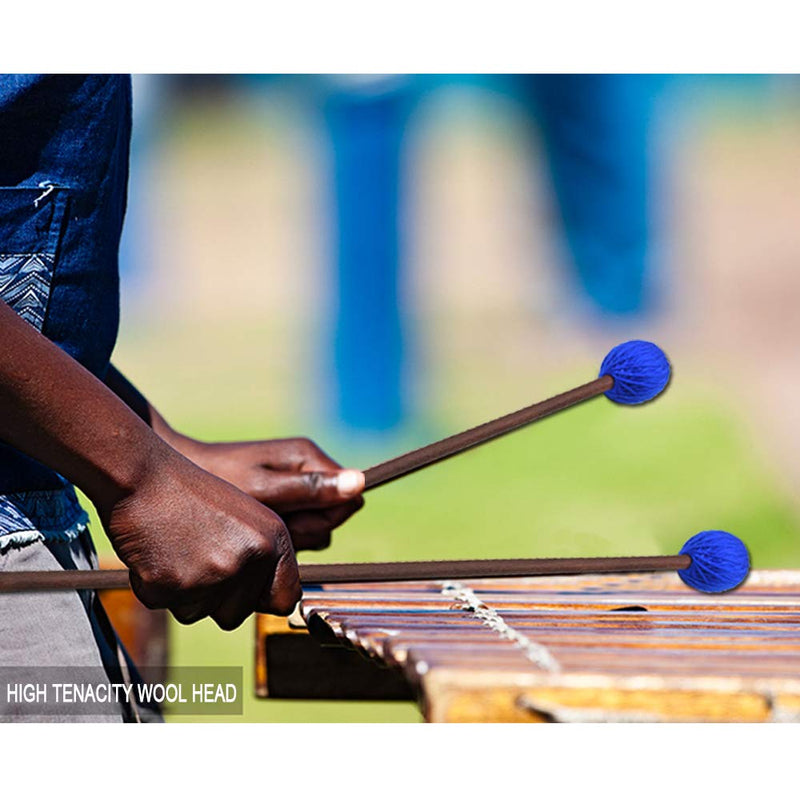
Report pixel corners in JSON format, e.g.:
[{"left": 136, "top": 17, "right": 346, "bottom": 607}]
[
  {"left": 129, "top": 571, "right": 196, "bottom": 612},
  {"left": 291, "top": 530, "right": 331, "bottom": 552},
  {"left": 252, "top": 469, "right": 365, "bottom": 513},
  {"left": 129, "top": 572, "right": 164, "bottom": 610},
  {"left": 287, "top": 438, "right": 343, "bottom": 472},
  {"left": 284, "top": 497, "right": 364, "bottom": 550},
  {"left": 130, "top": 569, "right": 224, "bottom": 624},
  {"left": 256, "top": 545, "right": 301, "bottom": 616},
  {"left": 171, "top": 598, "right": 218, "bottom": 626},
  {"left": 211, "top": 561, "right": 271, "bottom": 631},
  {"left": 254, "top": 438, "right": 343, "bottom": 473},
  {"left": 164, "top": 585, "right": 225, "bottom": 625},
  {"left": 285, "top": 496, "right": 364, "bottom": 528}
]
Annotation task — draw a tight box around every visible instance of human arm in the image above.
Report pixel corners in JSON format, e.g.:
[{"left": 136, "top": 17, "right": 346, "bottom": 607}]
[
  {"left": 103, "top": 364, "right": 365, "bottom": 551},
  {"left": 0, "top": 301, "right": 300, "bottom": 628}
]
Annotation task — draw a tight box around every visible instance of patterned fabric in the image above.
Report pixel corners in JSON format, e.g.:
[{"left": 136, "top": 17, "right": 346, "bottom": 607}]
[
  {"left": 0, "top": 480, "right": 89, "bottom": 552},
  {"left": 0, "top": 252, "right": 55, "bottom": 330}
]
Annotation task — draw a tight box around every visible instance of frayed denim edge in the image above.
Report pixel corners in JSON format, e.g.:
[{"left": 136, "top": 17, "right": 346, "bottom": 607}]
[{"left": 0, "top": 511, "right": 89, "bottom": 553}]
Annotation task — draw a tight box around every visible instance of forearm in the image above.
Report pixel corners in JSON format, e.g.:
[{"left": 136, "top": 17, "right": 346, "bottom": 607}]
[
  {"left": 103, "top": 363, "right": 182, "bottom": 441},
  {"left": 103, "top": 363, "right": 206, "bottom": 466},
  {"left": 102, "top": 355, "right": 364, "bottom": 555},
  {"left": 0, "top": 304, "right": 301, "bottom": 621},
  {"left": 0, "top": 302, "right": 168, "bottom": 510}
]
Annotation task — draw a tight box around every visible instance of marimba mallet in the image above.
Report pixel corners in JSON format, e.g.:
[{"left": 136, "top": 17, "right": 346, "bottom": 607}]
[
  {"left": 362, "top": 339, "right": 672, "bottom": 489},
  {"left": 0, "top": 530, "right": 751, "bottom": 595}
]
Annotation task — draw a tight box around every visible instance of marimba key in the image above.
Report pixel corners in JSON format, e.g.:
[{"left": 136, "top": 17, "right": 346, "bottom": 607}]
[{"left": 255, "top": 569, "right": 800, "bottom": 722}]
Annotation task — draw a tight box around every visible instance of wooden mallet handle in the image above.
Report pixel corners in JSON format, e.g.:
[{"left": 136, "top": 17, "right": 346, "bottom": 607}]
[
  {"left": 0, "top": 553, "right": 691, "bottom": 593},
  {"left": 362, "top": 375, "right": 613, "bottom": 489}
]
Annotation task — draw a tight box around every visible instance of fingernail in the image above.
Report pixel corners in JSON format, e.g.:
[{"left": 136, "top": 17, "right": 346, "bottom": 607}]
[{"left": 337, "top": 469, "right": 365, "bottom": 497}]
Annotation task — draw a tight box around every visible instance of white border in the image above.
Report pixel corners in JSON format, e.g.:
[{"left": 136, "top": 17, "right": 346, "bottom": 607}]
[
  {"left": 10, "top": 723, "right": 800, "bottom": 797},
  {"left": 4, "top": 1, "right": 800, "bottom": 72}
]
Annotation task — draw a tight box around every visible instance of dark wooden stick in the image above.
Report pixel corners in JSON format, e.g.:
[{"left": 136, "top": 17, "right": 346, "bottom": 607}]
[
  {"left": 0, "top": 553, "right": 690, "bottom": 593},
  {"left": 363, "top": 375, "right": 614, "bottom": 490},
  {"left": 0, "top": 569, "right": 132, "bottom": 592}
]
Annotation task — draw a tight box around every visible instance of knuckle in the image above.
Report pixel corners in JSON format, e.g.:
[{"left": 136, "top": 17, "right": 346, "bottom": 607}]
[
  {"left": 252, "top": 529, "right": 278, "bottom": 562},
  {"left": 245, "top": 469, "right": 270, "bottom": 497},
  {"left": 204, "top": 552, "right": 238, "bottom": 582},
  {"left": 140, "top": 565, "right": 183, "bottom": 595},
  {"left": 211, "top": 532, "right": 266, "bottom": 577},
  {"left": 295, "top": 437, "right": 332, "bottom": 465},
  {"left": 302, "top": 470, "right": 325, "bottom": 495},
  {"left": 269, "top": 515, "right": 292, "bottom": 545},
  {"left": 134, "top": 564, "right": 162, "bottom": 587}
]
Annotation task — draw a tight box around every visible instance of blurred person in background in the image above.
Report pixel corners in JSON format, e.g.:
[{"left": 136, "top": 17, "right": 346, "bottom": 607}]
[
  {"left": 322, "top": 75, "right": 662, "bottom": 434},
  {"left": 128, "top": 75, "right": 662, "bottom": 438},
  {"left": 0, "top": 74, "right": 365, "bottom": 722}
]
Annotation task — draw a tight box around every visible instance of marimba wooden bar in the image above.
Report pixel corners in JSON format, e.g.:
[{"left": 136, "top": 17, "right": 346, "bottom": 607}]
[{"left": 255, "top": 570, "right": 800, "bottom": 722}]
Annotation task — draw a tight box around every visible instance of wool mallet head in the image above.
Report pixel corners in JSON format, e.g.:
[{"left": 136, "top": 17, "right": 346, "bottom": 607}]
[
  {"left": 678, "top": 530, "right": 751, "bottom": 593},
  {"left": 599, "top": 340, "right": 671, "bottom": 405}
]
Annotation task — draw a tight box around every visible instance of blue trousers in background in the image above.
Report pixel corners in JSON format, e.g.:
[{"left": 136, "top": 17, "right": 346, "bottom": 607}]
[
  {"left": 325, "top": 82, "right": 414, "bottom": 434},
  {"left": 326, "top": 75, "right": 661, "bottom": 433}
]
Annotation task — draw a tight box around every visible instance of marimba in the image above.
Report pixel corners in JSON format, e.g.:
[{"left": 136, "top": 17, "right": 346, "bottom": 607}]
[{"left": 255, "top": 569, "right": 800, "bottom": 722}]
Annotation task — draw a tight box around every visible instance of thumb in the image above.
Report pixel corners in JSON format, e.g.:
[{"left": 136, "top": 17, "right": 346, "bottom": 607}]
[{"left": 257, "top": 468, "right": 365, "bottom": 512}]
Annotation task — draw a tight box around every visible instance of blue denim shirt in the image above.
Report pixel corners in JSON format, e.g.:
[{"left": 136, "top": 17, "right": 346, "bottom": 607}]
[{"left": 0, "top": 74, "right": 131, "bottom": 548}]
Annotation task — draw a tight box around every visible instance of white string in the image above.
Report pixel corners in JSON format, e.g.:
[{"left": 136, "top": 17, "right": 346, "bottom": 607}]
[
  {"left": 34, "top": 182, "right": 56, "bottom": 208},
  {"left": 441, "top": 581, "right": 561, "bottom": 673}
]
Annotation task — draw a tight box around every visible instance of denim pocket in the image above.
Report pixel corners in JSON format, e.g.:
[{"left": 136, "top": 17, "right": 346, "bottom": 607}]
[{"left": 0, "top": 185, "right": 68, "bottom": 331}]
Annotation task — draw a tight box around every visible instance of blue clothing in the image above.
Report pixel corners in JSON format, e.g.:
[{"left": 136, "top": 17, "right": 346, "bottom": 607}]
[
  {"left": 325, "top": 82, "right": 412, "bottom": 433},
  {"left": 318, "top": 75, "right": 659, "bottom": 434},
  {"left": 527, "top": 74, "right": 658, "bottom": 316},
  {"left": 0, "top": 74, "right": 131, "bottom": 545},
  {"left": 0, "top": 481, "right": 89, "bottom": 552}
]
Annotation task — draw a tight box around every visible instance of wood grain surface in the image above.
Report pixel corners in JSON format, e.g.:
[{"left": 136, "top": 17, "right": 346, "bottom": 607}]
[{"left": 257, "top": 570, "right": 800, "bottom": 722}]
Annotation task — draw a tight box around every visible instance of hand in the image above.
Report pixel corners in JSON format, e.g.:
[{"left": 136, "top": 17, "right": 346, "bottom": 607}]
[
  {"left": 99, "top": 445, "right": 302, "bottom": 630},
  {"left": 170, "top": 436, "right": 365, "bottom": 551}
]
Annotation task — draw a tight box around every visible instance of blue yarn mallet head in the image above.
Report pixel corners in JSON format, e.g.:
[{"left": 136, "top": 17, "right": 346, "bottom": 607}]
[
  {"left": 599, "top": 340, "right": 671, "bottom": 405},
  {"left": 678, "top": 530, "right": 751, "bottom": 593}
]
